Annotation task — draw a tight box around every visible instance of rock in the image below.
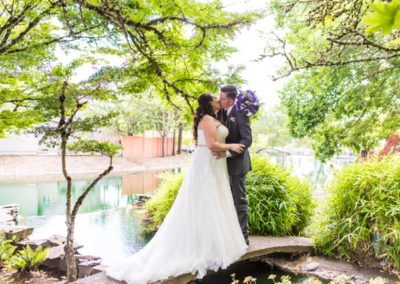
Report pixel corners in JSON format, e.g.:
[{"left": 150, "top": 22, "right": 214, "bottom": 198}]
[
  {"left": 0, "top": 204, "right": 19, "bottom": 225},
  {"left": 303, "top": 262, "right": 320, "bottom": 271},
  {"left": 41, "top": 245, "right": 65, "bottom": 270},
  {"left": 92, "top": 264, "right": 107, "bottom": 273},
  {"left": 46, "top": 234, "right": 83, "bottom": 249},
  {"left": 17, "top": 238, "right": 54, "bottom": 250},
  {"left": 78, "top": 264, "right": 93, "bottom": 278},
  {"left": 76, "top": 255, "right": 101, "bottom": 263},
  {"left": 78, "top": 260, "right": 103, "bottom": 278},
  {"left": 78, "top": 264, "right": 107, "bottom": 279},
  {"left": 72, "top": 271, "right": 122, "bottom": 283},
  {"left": 0, "top": 226, "right": 33, "bottom": 241},
  {"left": 47, "top": 234, "right": 67, "bottom": 246},
  {"left": 79, "top": 260, "right": 102, "bottom": 267}
]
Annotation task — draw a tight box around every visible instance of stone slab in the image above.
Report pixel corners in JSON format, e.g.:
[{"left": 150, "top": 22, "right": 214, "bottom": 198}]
[
  {"left": 262, "top": 255, "right": 400, "bottom": 284},
  {"left": 72, "top": 236, "right": 314, "bottom": 284},
  {"left": 0, "top": 225, "right": 33, "bottom": 241}
]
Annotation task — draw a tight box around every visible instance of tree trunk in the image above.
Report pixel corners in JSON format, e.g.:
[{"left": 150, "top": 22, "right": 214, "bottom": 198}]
[
  {"left": 161, "top": 134, "right": 165, "bottom": 157},
  {"left": 177, "top": 124, "right": 183, "bottom": 154},
  {"left": 172, "top": 127, "right": 176, "bottom": 156},
  {"left": 58, "top": 81, "right": 78, "bottom": 282},
  {"left": 65, "top": 218, "right": 78, "bottom": 282}
]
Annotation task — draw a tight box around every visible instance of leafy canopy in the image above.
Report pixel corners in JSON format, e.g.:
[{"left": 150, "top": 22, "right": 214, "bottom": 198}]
[{"left": 266, "top": 0, "right": 400, "bottom": 161}]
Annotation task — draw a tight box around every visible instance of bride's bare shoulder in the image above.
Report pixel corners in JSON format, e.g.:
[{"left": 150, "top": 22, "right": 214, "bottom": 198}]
[
  {"left": 200, "top": 115, "right": 216, "bottom": 124},
  {"left": 199, "top": 115, "right": 221, "bottom": 132},
  {"left": 203, "top": 114, "right": 215, "bottom": 120}
]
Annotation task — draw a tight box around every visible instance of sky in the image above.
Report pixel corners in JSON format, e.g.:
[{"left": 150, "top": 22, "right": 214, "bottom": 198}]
[{"left": 221, "top": 0, "right": 287, "bottom": 110}]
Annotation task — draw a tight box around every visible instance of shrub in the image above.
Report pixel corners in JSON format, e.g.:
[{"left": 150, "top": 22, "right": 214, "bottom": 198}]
[
  {"left": 0, "top": 240, "right": 17, "bottom": 267},
  {"left": 144, "top": 156, "right": 314, "bottom": 236},
  {"left": 144, "top": 172, "right": 184, "bottom": 232},
  {"left": 313, "top": 157, "right": 400, "bottom": 272},
  {"left": 8, "top": 245, "right": 49, "bottom": 272},
  {"left": 247, "top": 155, "right": 314, "bottom": 235}
]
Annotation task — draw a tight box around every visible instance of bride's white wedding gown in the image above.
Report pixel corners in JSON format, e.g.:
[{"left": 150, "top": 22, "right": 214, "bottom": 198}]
[{"left": 106, "top": 125, "right": 247, "bottom": 283}]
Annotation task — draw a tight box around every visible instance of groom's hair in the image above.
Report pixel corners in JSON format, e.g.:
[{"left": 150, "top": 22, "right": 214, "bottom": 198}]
[{"left": 220, "top": 85, "right": 238, "bottom": 100}]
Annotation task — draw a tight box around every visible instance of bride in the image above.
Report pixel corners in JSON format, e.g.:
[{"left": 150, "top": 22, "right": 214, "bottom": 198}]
[{"left": 106, "top": 93, "right": 248, "bottom": 284}]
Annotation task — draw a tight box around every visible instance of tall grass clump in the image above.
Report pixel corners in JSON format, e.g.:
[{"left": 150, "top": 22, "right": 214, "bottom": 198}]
[
  {"left": 247, "top": 155, "right": 314, "bottom": 235},
  {"left": 144, "top": 156, "right": 314, "bottom": 236},
  {"left": 144, "top": 172, "right": 184, "bottom": 232},
  {"left": 313, "top": 157, "right": 400, "bottom": 273}
]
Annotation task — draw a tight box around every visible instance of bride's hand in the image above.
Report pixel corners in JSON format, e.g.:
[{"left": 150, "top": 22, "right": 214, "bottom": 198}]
[{"left": 229, "top": 144, "right": 245, "bottom": 153}]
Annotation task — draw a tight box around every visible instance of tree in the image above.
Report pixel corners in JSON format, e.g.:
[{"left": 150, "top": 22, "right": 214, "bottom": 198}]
[
  {"left": 33, "top": 59, "right": 119, "bottom": 281},
  {"left": 364, "top": 0, "right": 400, "bottom": 34},
  {"left": 0, "top": 0, "right": 117, "bottom": 136},
  {"left": 252, "top": 107, "right": 293, "bottom": 148},
  {"left": 65, "top": 0, "right": 257, "bottom": 112},
  {"left": 1, "top": 1, "right": 259, "bottom": 281},
  {"left": 108, "top": 91, "right": 179, "bottom": 157},
  {"left": 263, "top": 0, "right": 400, "bottom": 161},
  {"left": 1, "top": 0, "right": 257, "bottom": 137}
]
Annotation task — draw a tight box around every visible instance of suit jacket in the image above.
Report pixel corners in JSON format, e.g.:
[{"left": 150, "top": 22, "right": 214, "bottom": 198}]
[{"left": 219, "top": 105, "right": 252, "bottom": 176}]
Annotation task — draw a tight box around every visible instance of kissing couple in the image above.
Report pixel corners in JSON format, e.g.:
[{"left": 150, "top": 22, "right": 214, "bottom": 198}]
[{"left": 107, "top": 85, "right": 253, "bottom": 284}]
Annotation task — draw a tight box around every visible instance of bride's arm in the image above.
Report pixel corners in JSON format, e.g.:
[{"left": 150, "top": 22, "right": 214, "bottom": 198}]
[{"left": 200, "top": 116, "right": 244, "bottom": 153}]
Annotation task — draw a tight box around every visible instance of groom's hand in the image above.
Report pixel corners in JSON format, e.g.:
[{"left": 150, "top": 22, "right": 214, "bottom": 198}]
[{"left": 212, "top": 151, "right": 226, "bottom": 159}]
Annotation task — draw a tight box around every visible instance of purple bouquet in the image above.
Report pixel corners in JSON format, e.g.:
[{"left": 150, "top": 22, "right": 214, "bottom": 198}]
[{"left": 236, "top": 90, "right": 260, "bottom": 117}]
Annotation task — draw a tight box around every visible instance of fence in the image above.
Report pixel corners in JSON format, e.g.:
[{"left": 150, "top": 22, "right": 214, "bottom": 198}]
[{"left": 120, "top": 136, "right": 174, "bottom": 159}]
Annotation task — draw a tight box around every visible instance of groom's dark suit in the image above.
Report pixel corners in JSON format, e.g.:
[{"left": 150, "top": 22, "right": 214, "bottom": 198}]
[{"left": 219, "top": 105, "right": 252, "bottom": 242}]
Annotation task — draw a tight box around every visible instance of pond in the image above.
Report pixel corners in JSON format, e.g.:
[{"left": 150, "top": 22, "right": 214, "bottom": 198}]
[
  {"left": 0, "top": 171, "right": 170, "bottom": 265},
  {"left": 260, "top": 150, "right": 356, "bottom": 197}
]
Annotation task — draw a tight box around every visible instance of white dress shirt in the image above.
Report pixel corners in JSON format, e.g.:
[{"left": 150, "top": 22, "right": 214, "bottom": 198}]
[
  {"left": 225, "top": 102, "right": 236, "bottom": 158},
  {"left": 226, "top": 103, "right": 235, "bottom": 116}
]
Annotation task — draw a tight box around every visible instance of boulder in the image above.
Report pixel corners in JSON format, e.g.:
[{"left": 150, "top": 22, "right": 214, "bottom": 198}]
[
  {"left": 41, "top": 245, "right": 65, "bottom": 270},
  {"left": 0, "top": 226, "right": 33, "bottom": 241}
]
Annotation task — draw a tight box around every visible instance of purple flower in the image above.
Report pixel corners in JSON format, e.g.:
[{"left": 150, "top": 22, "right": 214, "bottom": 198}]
[{"left": 236, "top": 90, "right": 260, "bottom": 117}]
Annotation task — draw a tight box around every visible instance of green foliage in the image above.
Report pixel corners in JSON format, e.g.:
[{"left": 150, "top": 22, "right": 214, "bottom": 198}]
[
  {"left": 107, "top": 91, "right": 179, "bottom": 136},
  {"left": 69, "top": 140, "right": 120, "bottom": 157},
  {"left": 269, "top": 1, "right": 400, "bottom": 161},
  {"left": 144, "top": 172, "right": 185, "bottom": 232},
  {"left": 247, "top": 155, "right": 314, "bottom": 236},
  {"left": 0, "top": 240, "right": 17, "bottom": 267},
  {"left": 280, "top": 66, "right": 397, "bottom": 162},
  {"left": 8, "top": 245, "right": 49, "bottom": 273},
  {"left": 144, "top": 156, "right": 314, "bottom": 236},
  {"left": 252, "top": 107, "right": 293, "bottom": 148},
  {"left": 1, "top": 0, "right": 258, "bottom": 138},
  {"left": 364, "top": 0, "right": 400, "bottom": 34},
  {"left": 313, "top": 157, "right": 400, "bottom": 272}
]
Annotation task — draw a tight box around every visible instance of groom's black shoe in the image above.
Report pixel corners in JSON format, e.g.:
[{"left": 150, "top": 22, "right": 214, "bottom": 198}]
[{"left": 245, "top": 238, "right": 250, "bottom": 246}]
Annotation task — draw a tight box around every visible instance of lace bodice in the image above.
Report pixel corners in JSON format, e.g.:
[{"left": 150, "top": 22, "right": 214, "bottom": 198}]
[{"left": 197, "top": 124, "right": 229, "bottom": 146}]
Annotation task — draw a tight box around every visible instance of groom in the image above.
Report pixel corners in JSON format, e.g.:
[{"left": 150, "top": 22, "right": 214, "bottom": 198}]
[{"left": 217, "top": 85, "right": 252, "bottom": 245}]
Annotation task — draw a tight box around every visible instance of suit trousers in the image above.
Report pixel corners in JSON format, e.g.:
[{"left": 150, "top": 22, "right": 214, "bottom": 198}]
[{"left": 229, "top": 173, "right": 249, "bottom": 241}]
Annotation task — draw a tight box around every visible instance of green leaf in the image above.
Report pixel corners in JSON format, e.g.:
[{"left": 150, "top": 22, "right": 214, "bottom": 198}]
[{"left": 363, "top": 0, "right": 400, "bottom": 34}]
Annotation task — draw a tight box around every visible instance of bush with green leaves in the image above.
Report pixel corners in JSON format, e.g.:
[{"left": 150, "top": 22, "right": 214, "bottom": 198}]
[
  {"left": 144, "top": 156, "right": 314, "bottom": 236},
  {"left": 8, "top": 245, "right": 49, "bottom": 273},
  {"left": 247, "top": 155, "right": 314, "bottom": 236},
  {"left": 313, "top": 157, "right": 400, "bottom": 272},
  {"left": 144, "top": 172, "right": 185, "bottom": 233},
  {"left": 0, "top": 240, "right": 17, "bottom": 267}
]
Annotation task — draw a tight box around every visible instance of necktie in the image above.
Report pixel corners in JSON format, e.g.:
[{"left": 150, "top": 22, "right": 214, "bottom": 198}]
[{"left": 223, "top": 109, "right": 228, "bottom": 123}]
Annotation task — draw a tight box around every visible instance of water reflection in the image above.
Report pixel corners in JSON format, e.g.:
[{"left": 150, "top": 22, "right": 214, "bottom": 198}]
[
  {"left": 0, "top": 171, "right": 169, "bottom": 217},
  {"left": 19, "top": 208, "right": 153, "bottom": 265},
  {"left": 0, "top": 170, "right": 171, "bottom": 265},
  {"left": 260, "top": 150, "right": 355, "bottom": 196}
]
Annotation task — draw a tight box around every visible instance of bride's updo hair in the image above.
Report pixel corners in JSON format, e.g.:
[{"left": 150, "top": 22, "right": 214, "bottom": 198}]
[{"left": 193, "top": 93, "right": 216, "bottom": 141}]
